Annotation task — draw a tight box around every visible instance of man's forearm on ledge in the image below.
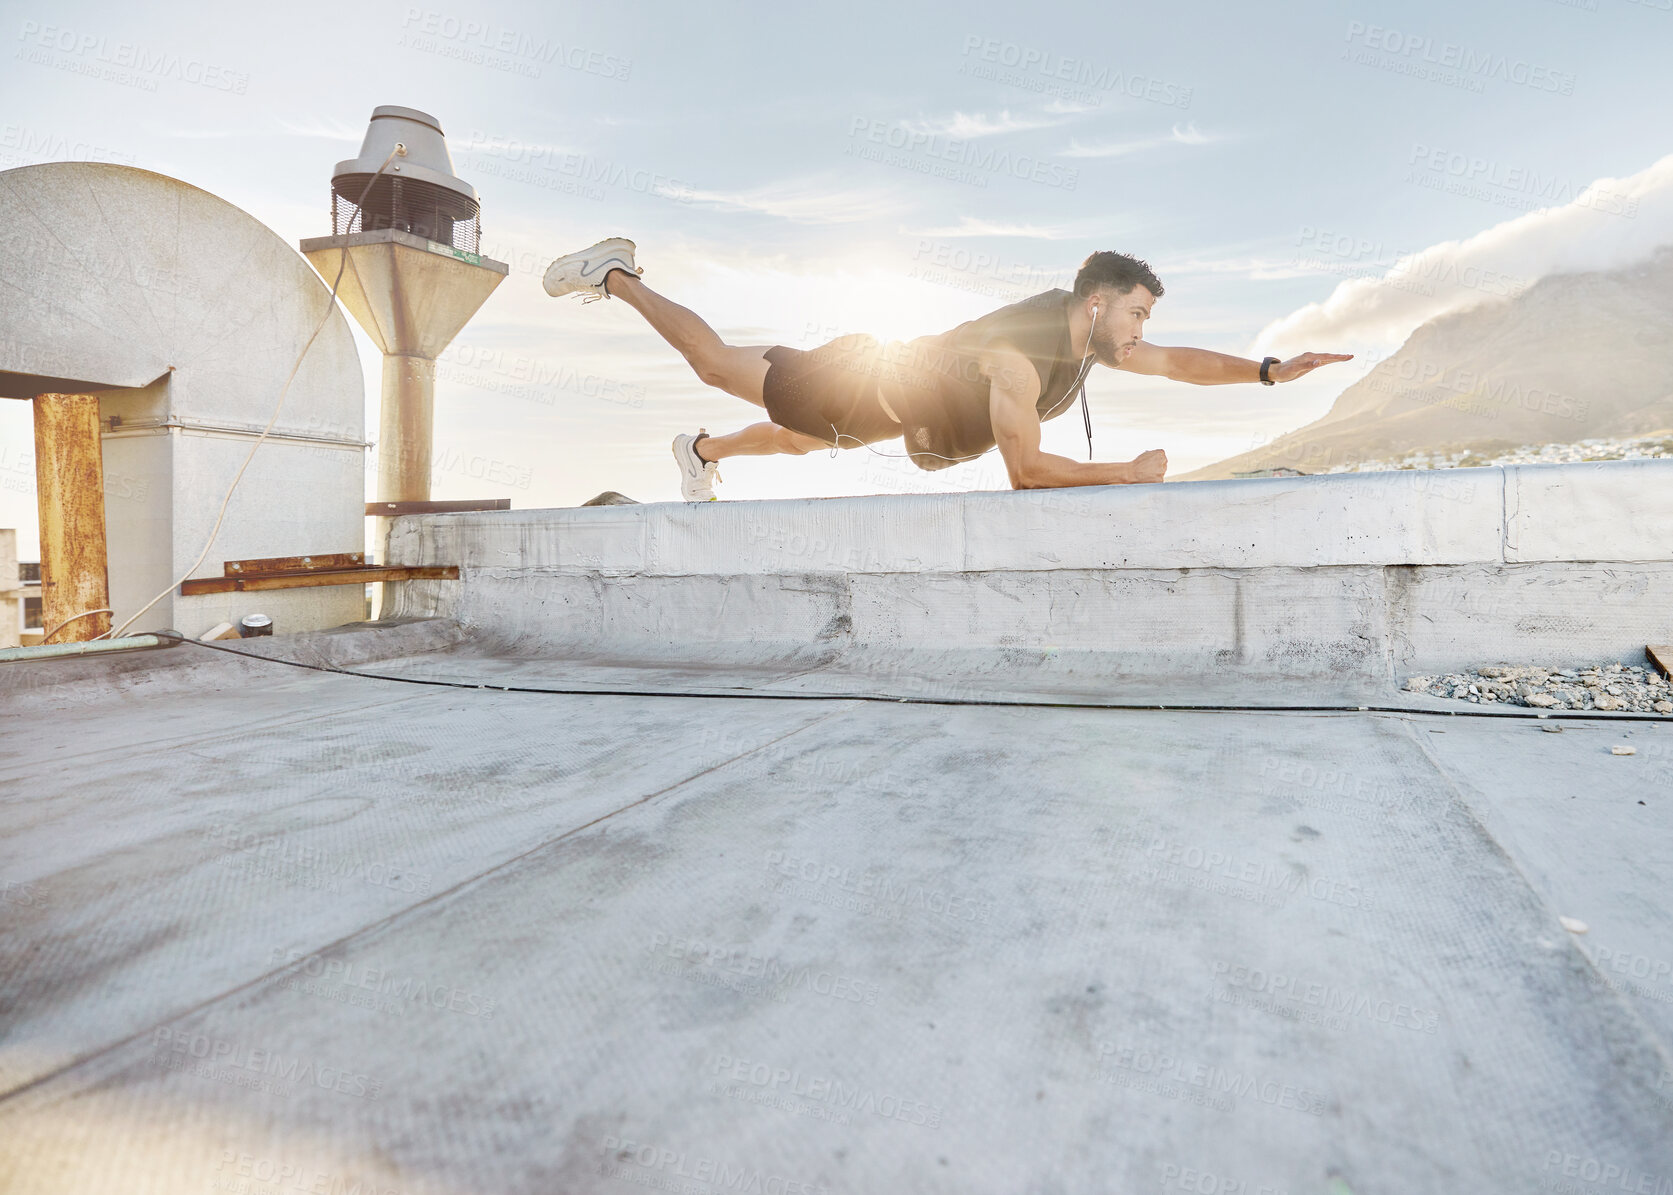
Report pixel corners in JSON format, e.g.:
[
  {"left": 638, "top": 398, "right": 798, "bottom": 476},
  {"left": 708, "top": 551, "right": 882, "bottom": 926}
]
[{"left": 1014, "top": 454, "right": 1133, "bottom": 489}]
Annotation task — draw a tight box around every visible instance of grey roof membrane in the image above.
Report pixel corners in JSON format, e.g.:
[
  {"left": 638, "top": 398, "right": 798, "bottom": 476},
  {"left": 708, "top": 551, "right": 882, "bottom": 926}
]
[{"left": 2, "top": 624, "right": 1670, "bottom": 1194}]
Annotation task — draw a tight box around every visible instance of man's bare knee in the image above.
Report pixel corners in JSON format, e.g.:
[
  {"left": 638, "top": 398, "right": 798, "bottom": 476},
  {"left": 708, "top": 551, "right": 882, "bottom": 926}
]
[
  {"left": 695, "top": 364, "right": 732, "bottom": 391},
  {"left": 778, "top": 428, "right": 826, "bottom": 455}
]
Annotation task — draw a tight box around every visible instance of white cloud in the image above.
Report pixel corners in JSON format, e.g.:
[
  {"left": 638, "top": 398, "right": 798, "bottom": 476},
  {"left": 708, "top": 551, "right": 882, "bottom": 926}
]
[
  {"left": 908, "top": 217, "right": 1079, "bottom": 239},
  {"left": 678, "top": 176, "right": 903, "bottom": 224},
  {"left": 1167, "top": 254, "right": 1320, "bottom": 279},
  {"left": 1062, "top": 121, "right": 1215, "bottom": 158},
  {"left": 898, "top": 109, "right": 1064, "bottom": 138},
  {"left": 274, "top": 115, "right": 370, "bottom": 142},
  {"left": 1256, "top": 151, "right": 1673, "bottom": 354},
  {"left": 1043, "top": 99, "right": 1100, "bottom": 116}
]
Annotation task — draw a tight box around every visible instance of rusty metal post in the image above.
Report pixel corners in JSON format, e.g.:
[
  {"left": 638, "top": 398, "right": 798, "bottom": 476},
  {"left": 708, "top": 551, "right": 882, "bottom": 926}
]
[{"left": 33, "top": 393, "right": 112, "bottom": 642}]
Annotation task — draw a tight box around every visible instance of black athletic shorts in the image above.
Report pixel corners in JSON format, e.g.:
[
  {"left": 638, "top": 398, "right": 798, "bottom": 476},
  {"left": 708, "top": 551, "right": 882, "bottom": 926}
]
[{"left": 761, "top": 334, "right": 903, "bottom": 449}]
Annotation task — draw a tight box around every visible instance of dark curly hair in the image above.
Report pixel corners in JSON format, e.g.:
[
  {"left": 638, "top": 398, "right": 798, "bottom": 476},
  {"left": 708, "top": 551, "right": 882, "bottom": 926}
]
[{"left": 1073, "top": 251, "right": 1164, "bottom": 301}]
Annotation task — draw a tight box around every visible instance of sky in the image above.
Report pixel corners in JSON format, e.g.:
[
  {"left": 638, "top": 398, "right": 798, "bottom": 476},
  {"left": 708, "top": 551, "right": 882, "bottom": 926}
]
[{"left": 3, "top": 0, "right": 1672, "bottom": 558}]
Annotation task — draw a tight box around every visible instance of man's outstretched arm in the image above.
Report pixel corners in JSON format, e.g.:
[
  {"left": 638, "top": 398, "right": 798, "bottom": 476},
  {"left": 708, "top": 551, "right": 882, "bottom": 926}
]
[
  {"left": 1117, "top": 341, "right": 1352, "bottom": 384},
  {"left": 985, "top": 347, "right": 1166, "bottom": 489}
]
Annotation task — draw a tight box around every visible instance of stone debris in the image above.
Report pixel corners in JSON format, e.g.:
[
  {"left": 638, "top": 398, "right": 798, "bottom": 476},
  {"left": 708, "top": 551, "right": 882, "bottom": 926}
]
[
  {"left": 1402, "top": 663, "right": 1673, "bottom": 713},
  {"left": 1611, "top": 745, "right": 1637, "bottom": 756}
]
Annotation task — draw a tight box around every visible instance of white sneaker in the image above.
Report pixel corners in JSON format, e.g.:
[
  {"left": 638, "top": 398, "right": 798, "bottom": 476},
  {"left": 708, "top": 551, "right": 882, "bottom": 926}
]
[
  {"left": 672, "top": 431, "right": 720, "bottom": 501},
  {"left": 542, "top": 236, "right": 643, "bottom": 300}
]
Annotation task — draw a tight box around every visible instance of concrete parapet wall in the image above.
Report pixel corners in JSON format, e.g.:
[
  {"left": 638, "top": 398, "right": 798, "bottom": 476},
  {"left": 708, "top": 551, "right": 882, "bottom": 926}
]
[{"left": 385, "top": 462, "right": 1673, "bottom": 695}]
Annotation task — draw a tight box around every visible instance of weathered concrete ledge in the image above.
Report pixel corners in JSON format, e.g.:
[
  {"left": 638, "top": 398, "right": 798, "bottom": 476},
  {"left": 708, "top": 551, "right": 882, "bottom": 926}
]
[{"left": 384, "top": 462, "right": 1673, "bottom": 694}]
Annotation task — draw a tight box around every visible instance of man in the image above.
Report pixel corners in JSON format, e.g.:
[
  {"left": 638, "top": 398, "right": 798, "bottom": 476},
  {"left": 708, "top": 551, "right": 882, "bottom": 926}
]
[{"left": 543, "top": 239, "right": 1352, "bottom": 500}]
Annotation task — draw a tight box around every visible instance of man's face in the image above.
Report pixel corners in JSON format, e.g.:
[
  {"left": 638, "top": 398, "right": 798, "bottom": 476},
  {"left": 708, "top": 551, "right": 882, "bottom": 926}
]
[{"left": 1089, "top": 285, "right": 1156, "bottom": 366}]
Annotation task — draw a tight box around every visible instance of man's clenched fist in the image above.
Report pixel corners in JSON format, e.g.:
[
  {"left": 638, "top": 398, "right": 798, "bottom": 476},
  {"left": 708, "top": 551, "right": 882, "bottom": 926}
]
[{"left": 1129, "top": 449, "right": 1168, "bottom": 483}]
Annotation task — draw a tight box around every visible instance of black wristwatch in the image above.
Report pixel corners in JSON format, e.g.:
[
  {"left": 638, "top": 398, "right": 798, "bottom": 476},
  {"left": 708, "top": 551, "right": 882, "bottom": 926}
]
[{"left": 1260, "top": 356, "right": 1279, "bottom": 386}]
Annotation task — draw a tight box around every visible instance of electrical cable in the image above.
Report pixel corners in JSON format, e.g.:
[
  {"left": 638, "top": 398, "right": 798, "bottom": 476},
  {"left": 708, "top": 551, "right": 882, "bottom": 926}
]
[
  {"left": 41, "top": 608, "right": 113, "bottom": 644},
  {"left": 82, "top": 144, "right": 410, "bottom": 642},
  {"left": 153, "top": 632, "right": 1673, "bottom": 723}
]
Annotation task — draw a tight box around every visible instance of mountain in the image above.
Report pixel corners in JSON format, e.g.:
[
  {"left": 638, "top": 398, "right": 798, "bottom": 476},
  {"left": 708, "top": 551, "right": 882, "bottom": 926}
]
[{"left": 1182, "top": 245, "right": 1673, "bottom": 480}]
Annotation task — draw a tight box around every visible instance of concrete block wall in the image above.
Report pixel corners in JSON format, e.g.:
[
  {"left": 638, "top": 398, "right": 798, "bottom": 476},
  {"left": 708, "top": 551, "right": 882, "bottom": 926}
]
[{"left": 385, "top": 461, "right": 1673, "bottom": 695}]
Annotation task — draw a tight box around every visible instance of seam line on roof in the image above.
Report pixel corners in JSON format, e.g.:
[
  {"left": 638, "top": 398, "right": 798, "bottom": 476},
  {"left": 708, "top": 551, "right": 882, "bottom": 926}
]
[
  {"left": 1399, "top": 719, "right": 1673, "bottom": 1084},
  {"left": 0, "top": 705, "right": 853, "bottom": 1108}
]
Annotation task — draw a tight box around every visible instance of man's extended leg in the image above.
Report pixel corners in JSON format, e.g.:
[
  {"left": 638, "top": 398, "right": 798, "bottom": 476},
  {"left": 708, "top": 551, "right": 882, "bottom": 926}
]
[
  {"left": 544, "top": 236, "right": 773, "bottom": 404},
  {"left": 602, "top": 271, "right": 773, "bottom": 405},
  {"left": 546, "top": 238, "right": 852, "bottom": 501},
  {"left": 694, "top": 422, "right": 828, "bottom": 462}
]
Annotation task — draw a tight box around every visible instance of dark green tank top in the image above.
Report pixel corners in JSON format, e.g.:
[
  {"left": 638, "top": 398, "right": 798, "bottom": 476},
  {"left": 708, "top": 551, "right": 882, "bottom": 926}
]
[{"left": 884, "top": 289, "right": 1089, "bottom": 471}]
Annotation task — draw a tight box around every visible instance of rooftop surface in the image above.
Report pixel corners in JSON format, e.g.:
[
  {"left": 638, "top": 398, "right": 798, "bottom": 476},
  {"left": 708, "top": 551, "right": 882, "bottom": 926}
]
[{"left": 4, "top": 467, "right": 1672, "bottom": 1193}]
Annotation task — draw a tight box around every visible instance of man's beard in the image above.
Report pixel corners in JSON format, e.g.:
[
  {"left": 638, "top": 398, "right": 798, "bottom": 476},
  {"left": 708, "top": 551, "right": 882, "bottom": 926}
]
[{"left": 1088, "top": 324, "right": 1129, "bottom": 367}]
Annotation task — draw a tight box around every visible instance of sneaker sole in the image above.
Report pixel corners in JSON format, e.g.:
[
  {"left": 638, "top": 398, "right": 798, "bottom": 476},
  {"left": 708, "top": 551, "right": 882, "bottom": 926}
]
[{"left": 543, "top": 237, "right": 640, "bottom": 296}]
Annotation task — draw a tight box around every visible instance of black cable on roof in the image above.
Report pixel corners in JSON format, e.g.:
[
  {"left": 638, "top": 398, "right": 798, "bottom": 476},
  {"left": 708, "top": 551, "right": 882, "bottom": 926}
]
[{"left": 155, "top": 634, "right": 1673, "bottom": 723}]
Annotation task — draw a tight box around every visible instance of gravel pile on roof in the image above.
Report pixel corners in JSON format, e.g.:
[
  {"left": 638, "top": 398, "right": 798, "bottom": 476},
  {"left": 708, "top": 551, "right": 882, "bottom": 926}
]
[{"left": 1404, "top": 664, "right": 1673, "bottom": 713}]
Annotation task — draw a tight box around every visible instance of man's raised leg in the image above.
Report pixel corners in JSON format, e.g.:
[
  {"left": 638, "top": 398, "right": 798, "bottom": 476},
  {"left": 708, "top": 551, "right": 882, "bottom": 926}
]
[
  {"left": 544, "top": 237, "right": 773, "bottom": 404},
  {"left": 603, "top": 271, "right": 773, "bottom": 406}
]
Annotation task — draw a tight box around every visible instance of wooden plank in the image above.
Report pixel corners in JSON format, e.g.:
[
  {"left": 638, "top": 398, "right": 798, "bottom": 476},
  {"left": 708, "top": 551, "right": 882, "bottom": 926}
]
[
  {"left": 366, "top": 499, "right": 511, "bottom": 516},
  {"left": 1649, "top": 645, "right": 1673, "bottom": 681},
  {"left": 181, "top": 566, "right": 459, "bottom": 596},
  {"left": 225, "top": 552, "right": 365, "bottom": 576},
  {"left": 33, "top": 393, "right": 111, "bottom": 642}
]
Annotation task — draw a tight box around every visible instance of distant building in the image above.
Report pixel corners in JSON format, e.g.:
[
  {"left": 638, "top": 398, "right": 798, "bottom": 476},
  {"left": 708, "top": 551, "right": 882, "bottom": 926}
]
[
  {"left": 20, "top": 560, "right": 41, "bottom": 645},
  {"left": 1231, "top": 467, "right": 1309, "bottom": 478},
  {"left": 0, "top": 530, "right": 22, "bottom": 649}
]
